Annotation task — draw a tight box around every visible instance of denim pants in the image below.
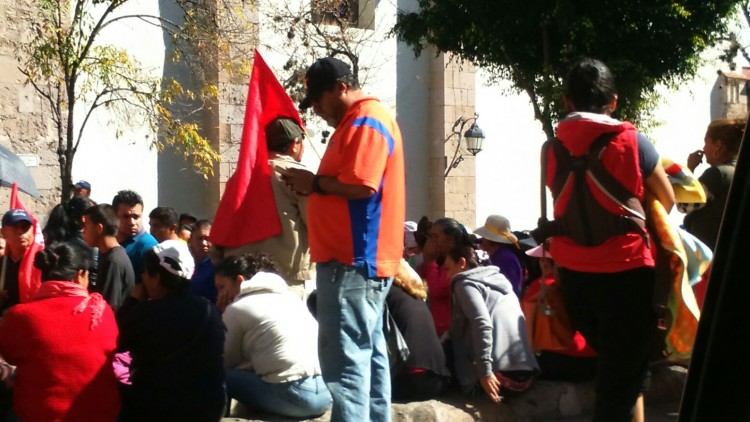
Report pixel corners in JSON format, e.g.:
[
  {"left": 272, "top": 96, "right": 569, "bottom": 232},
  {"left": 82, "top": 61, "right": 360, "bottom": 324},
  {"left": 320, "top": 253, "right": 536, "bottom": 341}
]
[
  {"left": 226, "top": 369, "right": 331, "bottom": 418},
  {"left": 316, "top": 261, "right": 393, "bottom": 422}
]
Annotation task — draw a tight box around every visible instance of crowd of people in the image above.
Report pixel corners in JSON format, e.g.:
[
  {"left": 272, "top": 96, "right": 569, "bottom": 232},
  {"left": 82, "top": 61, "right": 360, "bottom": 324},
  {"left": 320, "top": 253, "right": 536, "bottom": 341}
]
[{"left": 0, "top": 55, "right": 740, "bottom": 422}]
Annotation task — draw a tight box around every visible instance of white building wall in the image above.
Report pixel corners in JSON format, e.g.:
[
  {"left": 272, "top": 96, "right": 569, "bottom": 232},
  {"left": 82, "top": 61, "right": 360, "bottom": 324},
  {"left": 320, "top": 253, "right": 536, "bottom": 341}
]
[
  {"left": 72, "top": 0, "right": 161, "bottom": 212},
  {"left": 475, "top": 50, "right": 748, "bottom": 232}
]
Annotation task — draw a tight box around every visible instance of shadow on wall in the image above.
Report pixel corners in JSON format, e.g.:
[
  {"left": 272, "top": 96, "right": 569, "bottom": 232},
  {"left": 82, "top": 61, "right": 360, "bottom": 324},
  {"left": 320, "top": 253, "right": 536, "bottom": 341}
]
[{"left": 156, "top": 0, "right": 213, "bottom": 220}]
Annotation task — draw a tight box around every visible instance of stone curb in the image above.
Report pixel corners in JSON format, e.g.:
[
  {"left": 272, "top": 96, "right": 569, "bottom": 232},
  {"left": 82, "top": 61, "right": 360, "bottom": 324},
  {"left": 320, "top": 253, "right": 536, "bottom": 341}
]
[{"left": 223, "top": 364, "right": 687, "bottom": 422}]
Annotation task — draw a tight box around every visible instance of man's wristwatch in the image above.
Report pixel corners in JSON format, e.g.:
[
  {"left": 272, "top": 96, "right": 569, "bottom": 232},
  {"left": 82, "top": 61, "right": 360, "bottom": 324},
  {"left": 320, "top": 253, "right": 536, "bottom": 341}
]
[{"left": 312, "top": 175, "right": 325, "bottom": 195}]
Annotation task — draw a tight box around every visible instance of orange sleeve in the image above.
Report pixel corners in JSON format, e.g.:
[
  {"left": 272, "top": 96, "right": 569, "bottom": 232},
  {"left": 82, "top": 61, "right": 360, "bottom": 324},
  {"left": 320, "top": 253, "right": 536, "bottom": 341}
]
[{"left": 337, "top": 121, "right": 390, "bottom": 191}]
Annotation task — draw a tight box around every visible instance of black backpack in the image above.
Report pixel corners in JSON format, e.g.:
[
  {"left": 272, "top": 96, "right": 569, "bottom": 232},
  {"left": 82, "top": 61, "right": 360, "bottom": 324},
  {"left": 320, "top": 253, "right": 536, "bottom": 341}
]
[{"left": 533, "top": 132, "right": 648, "bottom": 246}]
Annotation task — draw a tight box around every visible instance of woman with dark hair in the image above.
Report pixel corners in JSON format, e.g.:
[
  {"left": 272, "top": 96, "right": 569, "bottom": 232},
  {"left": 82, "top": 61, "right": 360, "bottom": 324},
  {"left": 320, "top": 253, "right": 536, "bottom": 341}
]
[
  {"left": 536, "top": 58, "right": 674, "bottom": 421},
  {"left": 42, "top": 204, "right": 71, "bottom": 244},
  {"left": 215, "top": 253, "right": 331, "bottom": 418},
  {"left": 0, "top": 242, "right": 120, "bottom": 421},
  {"left": 117, "top": 242, "right": 225, "bottom": 421},
  {"left": 418, "top": 217, "right": 472, "bottom": 336},
  {"left": 443, "top": 243, "right": 538, "bottom": 403},
  {"left": 683, "top": 117, "right": 744, "bottom": 250}
]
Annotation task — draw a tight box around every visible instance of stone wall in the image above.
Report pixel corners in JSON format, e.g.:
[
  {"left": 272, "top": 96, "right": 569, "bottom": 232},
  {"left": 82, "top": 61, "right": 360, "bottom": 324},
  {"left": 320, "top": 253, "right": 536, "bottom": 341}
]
[
  {"left": 428, "top": 52, "right": 477, "bottom": 226},
  {"left": 0, "top": 0, "right": 60, "bottom": 219}
]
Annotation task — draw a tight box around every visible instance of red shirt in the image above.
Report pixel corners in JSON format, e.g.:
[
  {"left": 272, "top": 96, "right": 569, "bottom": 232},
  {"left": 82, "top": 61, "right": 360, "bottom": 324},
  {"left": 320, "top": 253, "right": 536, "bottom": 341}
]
[
  {"left": 0, "top": 295, "right": 121, "bottom": 421},
  {"left": 308, "top": 97, "right": 406, "bottom": 277}
]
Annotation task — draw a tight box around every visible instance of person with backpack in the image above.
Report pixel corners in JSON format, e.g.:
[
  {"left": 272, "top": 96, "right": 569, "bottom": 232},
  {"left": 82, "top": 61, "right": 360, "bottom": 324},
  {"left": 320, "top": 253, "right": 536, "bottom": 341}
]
[{"left": 532, "top": 58, "right": 674, "bottom": 422}]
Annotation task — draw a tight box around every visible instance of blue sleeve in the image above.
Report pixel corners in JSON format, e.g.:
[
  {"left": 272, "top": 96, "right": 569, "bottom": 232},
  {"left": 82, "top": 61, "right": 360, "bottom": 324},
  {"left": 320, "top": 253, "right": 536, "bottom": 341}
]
[{"left": 637, "top": 132, "right": 659, "bottom": 179}]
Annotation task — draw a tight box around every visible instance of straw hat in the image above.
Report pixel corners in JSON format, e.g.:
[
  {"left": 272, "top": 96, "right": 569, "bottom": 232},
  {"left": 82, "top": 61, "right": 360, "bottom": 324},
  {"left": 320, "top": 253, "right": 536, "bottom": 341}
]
[{"left": 473, "top": 214, "right": 518, "bottom": 245}]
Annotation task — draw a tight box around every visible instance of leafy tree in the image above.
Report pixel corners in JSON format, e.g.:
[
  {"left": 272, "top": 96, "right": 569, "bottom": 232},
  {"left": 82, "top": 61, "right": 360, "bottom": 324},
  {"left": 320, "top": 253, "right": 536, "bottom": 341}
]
[
  {"left": 395, "top": 0, "right": 741, "bottom": 138},
  {"left": 18, "top": 0, "right": 254, "bottom": 199}
]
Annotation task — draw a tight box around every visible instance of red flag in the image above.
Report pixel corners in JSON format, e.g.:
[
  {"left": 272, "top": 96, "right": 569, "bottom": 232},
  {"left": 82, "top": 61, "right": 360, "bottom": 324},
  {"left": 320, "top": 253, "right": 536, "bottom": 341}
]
[
  {"left": 210, "top": 50, "right": 305, "bottom": 247},
  {"left": 5, "top": 183, "right": 44, "bottom": 303}
]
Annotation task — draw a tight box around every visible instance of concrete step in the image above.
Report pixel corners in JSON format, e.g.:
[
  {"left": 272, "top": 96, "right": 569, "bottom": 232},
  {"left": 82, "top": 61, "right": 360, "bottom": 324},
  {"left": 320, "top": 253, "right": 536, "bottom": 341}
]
[{"left": 223, "top": 364, "right": 687, "bottom": 422}]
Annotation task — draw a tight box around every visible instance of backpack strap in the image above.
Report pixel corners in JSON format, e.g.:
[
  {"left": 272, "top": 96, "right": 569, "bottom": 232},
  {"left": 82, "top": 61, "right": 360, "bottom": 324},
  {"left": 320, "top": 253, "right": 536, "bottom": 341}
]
[{"left": 586, "top": 133, "right": 647, "bottom": 222}]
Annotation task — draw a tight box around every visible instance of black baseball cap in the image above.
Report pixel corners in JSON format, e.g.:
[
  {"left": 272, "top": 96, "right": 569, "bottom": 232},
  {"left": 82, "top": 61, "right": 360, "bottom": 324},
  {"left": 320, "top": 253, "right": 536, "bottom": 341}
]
[{"left": 299, "top": 57, "right": 353, "bottom": 110}]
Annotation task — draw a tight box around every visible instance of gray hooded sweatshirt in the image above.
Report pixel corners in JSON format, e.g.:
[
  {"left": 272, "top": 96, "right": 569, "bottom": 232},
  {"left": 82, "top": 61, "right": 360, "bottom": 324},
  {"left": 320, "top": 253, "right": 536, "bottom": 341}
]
[{"left": 449, "top": 266, "right": 539, "bottom": 393}]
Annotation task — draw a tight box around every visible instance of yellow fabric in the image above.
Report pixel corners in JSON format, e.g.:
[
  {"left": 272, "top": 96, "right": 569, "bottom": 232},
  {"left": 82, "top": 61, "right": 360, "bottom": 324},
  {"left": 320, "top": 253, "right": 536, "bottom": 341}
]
[
  {"left": 649, "top": 198, "right": 702, "bottom": 360},
  {"left": 661, "top": 157, "right": 707, "bottom": 204},
  {"left": 483, "top": 224, "right": 520, "bottom": 249}
]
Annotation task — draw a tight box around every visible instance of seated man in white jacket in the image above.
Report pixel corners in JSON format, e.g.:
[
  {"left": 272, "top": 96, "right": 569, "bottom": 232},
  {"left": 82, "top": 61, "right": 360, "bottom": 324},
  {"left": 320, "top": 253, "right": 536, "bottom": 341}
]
[{"left": 215, "top": 253, "right": 331, "bottom": 418}]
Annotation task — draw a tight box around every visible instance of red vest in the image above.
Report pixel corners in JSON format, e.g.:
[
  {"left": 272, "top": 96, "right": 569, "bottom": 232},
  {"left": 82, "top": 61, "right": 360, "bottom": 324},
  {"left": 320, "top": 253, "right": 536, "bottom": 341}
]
[{"left": 547, "top": 114, "right": 654, "bottom": 273}]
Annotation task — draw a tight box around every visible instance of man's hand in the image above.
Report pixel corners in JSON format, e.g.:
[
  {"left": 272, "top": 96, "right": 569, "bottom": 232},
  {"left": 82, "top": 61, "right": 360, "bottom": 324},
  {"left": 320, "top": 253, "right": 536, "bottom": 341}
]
[
  {"left": 480, "top": 373, "right": 502, "bottom": 403},
  {"left": 282, "top": 168, "right": 315, "bottom": 195},
  {"left": 687, "top": 150, "right": 704, "bottom": 173}
]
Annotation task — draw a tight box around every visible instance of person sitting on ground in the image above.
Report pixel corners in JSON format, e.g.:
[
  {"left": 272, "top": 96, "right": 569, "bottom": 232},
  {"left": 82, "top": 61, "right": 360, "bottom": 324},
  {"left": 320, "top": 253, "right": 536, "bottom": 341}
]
[
  {"left": 117, "top": 243, "right": 224, "bottom": 421},
  {"left": 474, "top": 215, "right": 525, "bottom": 297},
  {"left": 386, "top": 260, "right": 451, "bottom": 401},
  {"left": 520, "top": 244, "right": 597, "bottom": 382},
  {"left": 444, "top": 242, "right": 539, "bottom": 403},
  {"left": 83, "top": 204, "right": 135, "bottom": 309},
  {"left": 419, "top": 217, "right": 471, "bottom": 336},
  {"left": 0, "top": 242, "right": 120, "bottom": 421},
  {"left": 683, "top": 117, "right": 744, "bottom": 251},
  {"left": 407, "top": 216, "right": 431, "bottom": 271},
  {"left": 215, "top": 253, "right": 332, "bottom": 418},
  {"left": 190, "top": 220, "right": 217, "bottom": 303},
  {"left": 113, "top": 190, "right": 158, "bottom": 284}
]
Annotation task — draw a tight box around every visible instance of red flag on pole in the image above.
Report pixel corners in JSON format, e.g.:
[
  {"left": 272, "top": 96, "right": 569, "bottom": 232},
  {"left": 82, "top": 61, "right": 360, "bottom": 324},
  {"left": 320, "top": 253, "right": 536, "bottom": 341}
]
[{"left": 210, "top": 50, "right": 305, "bottom": 247}]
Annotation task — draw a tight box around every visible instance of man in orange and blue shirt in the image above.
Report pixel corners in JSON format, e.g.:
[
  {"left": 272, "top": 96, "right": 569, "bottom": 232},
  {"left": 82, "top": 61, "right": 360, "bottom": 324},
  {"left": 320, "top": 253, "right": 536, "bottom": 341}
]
[{"left": 285, "top": 57, "right": 405, "bottom": 422}]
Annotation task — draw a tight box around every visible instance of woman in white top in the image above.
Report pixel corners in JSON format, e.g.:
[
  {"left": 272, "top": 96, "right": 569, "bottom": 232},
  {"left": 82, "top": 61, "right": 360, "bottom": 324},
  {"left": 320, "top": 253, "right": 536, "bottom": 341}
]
[{"left": 215, "top": 253, "right": 331, "bottom": 418}]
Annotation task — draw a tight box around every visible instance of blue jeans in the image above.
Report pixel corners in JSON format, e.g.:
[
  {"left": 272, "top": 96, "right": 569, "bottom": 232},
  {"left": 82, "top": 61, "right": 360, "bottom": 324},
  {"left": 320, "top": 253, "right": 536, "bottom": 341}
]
[
  {"left": 226, "top": 369, "right": 331, "bottom": 418},
  {"left": 316, "top": 261, "right": 393, "bottom": 422}
]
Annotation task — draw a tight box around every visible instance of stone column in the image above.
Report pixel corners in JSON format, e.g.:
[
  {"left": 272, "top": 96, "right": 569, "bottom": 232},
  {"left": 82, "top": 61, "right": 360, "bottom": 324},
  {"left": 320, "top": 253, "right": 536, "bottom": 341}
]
[
  {"left": 0, "top": 0, "right": 60, "bottom": 216},
  {"left": 428, "top": 52, "right": 477, "bottom": 226},
  {"left": 210, "top": 1, "right": 259, "bottom": 217}
]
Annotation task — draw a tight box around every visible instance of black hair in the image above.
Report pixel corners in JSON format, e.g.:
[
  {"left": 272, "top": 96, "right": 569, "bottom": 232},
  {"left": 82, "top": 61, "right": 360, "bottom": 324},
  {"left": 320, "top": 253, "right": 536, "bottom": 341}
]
[
  {"left": 34, "top": 241, "right": 94, "bottom": 282},
  {"left": 433, "top": 217, "right": 474, "bottom": 249},
  {"left": 191, "top": 219, "right": 212, "bottom": 233},
  {"left": 179, "top": 213, "right": 198, "bottom": 225},
  {"left": 414, "top": 216, "right": 431, "bottom": 249},
  {"left": 43, "top": 204, "right": 72, "bottom": 245},
  {"left": 66, "top": 197, "right": 97, "bottom": 232},
  {"left": 149, "top": 207, "right": 179, "bottom": 229},
  {"left": 143, "top": 248, "right": 189, "bottom": 293},
  {"left": 445, "top": 244, "right": 479, "bottom": 270},
  {"left": 564, "top": 58, "right": 617, "bottom": 114},
  {"left": 83, "top": 204, "right": 119, "bottom": 237},
  {"left": 178, "top": 223, "right": 194, "bottom": 234},
  {"left": 112, "top": 190, "right": 143, "bottom": 210},
  {"left": 338, "top": 73, "right": 360, "bottom": 90},
  {"left": 215, "top": 253, "right": 278, "bottom": 281}
]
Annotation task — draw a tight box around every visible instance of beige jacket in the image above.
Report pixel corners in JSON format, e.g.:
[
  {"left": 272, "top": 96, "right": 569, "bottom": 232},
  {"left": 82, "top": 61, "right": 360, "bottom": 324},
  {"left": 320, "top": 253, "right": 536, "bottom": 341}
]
[{"left": 223, "top": 155, "right": 314, "bottom": 285}]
